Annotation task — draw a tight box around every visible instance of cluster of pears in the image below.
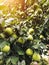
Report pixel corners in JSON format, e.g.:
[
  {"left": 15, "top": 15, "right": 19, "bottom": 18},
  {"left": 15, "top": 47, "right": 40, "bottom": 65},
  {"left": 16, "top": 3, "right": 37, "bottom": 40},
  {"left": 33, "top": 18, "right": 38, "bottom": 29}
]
[
  {"left": 26, "top": 48, "right": 41, "bottom": 62},
  {"left": 0, "top": 27, "right": 17, "bottom": 53}
]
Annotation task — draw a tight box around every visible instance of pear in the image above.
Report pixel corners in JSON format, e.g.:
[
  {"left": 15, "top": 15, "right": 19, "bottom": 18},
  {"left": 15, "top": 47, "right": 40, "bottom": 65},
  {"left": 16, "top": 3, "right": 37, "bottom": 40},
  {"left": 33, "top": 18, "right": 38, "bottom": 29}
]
[
  {"left": 4, "top": 27, "right": 13, "bottom": 35},
  {"left": 26, "top": 48, "right": 33, "bottom": 56},
  {"left": 2, "top": 45, "right": 10, "bottom": 52},
  {"left": 32, "top": 52, "right": 41, "bottom": 61}
]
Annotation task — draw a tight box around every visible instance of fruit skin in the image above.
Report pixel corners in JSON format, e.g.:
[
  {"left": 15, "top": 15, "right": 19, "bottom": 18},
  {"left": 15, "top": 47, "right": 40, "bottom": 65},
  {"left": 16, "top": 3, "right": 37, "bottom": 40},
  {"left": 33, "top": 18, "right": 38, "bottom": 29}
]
[
  {"left": 12, "top": 33, "right": 18, "bottom": 39},
  {"left": 27, "top": 35, "right": 33, "bottom": 40},
  {"left": 33, "top": 3, "right": 39, "bottom": 10},
  {"left": 17, "top": 37, "right": 25, "bottom": 44},
  {"left": 2, "top": 45, "right": 10, "bottom": 52},
  {"left": 40, "top": 35, "right": 44, "bottom": 39},
  {"left": 0, "top": 33, "right": 5, "bottom": 38},
  {"left": 32, "top": 52, "right": 41, "bottom": 61},
  {"left": 30, "top": 62, "right": 38, "bottom": 65},
  {"left": 28, "top": 28, "right": 34, "bottom": 34},
  {"left": 26, "top": 48, "right": 33, "bottom": 56},
  {"left": 4, "top": 27, "right": 13, "bottom": 35},
  {"left": 35, "top": 8, "right": 42, "bottom": 15},
  {"left": 37, "top": 8, "right": 42, "bottom": 14},
  {"left": 26, "top": 0, "right": 35, "bottom": 6}
]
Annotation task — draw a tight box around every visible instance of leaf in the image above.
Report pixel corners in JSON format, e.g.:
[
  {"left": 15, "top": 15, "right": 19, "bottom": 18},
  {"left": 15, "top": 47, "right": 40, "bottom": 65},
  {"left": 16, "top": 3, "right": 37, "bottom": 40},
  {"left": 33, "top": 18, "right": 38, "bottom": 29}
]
[
  {"left": 0, "top": 18, "right": 4, "bottom": 23},
  {"left": 33, "top": 39, "right": 41, "bottom": 44},
  {"left": 39, "top": 43, "right": 46, "bottom": 49},
  {"left": 0, "top": 39, "right": 10, "bottom": 49},
  {"left": 40, "top": 0, "right": 46, "bottom": 5},
  {"left": 32, "top": 39, "right": 46, "bottom": 50},
  {"left": 32, "top": 44, "right": 39, "bottom": 49},
  {"left": 16, "top": 46, "right": 24, "bottom": 55},
  {"left": 0, "top": 5, "right": 8, "bottom": 11},
  {"left": 18, "top": 61, "right": 21, "bottom": 65},
  {"left": 17, "top": 49, "right": 24, "bottom": 55},
  {"left": 5, "top": 18, "right": 14, "bottom": 26},
  {"left": 11, "top": 56, "right": 19, "bottom": 65},
  {"left": 6, "top": 58, "right": 11, "bottom": 65},
  {"left": 21, "top": 60, "right": 26, "bottom": 65},
  {"left": 1, "top": 21, "right": 5, "bottom": 27}
]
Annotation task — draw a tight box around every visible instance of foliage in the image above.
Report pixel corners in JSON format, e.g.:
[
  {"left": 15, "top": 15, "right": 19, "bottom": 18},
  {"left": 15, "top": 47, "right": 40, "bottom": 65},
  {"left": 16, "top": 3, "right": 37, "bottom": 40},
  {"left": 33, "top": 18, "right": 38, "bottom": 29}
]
[{"left": 0, "top": 0, "right": 49, "bottom": 65}]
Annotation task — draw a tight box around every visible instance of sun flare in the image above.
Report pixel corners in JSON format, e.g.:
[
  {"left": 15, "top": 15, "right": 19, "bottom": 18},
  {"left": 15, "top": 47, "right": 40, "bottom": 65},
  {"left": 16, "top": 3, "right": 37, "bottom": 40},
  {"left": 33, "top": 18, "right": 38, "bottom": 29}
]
[{"left": 0, "top": 0, "right": 26, "bottom": 10}]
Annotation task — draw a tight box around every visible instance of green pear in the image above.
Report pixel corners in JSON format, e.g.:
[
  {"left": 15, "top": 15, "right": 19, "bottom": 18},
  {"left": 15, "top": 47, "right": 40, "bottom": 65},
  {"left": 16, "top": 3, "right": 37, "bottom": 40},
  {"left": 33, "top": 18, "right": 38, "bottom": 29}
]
[
  {"left": 26, "top": 48, "right": 33, "bottom": 56},
  {"left": 32, "top": 52, "right": 41, "bottom": 61}
]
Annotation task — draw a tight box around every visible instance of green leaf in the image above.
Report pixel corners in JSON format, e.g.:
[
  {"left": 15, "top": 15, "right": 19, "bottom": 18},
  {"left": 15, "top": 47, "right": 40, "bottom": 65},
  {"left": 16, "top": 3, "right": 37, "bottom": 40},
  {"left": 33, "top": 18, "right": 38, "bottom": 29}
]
[
  {"left": 40, "top": 0, "right": 46, "bottom": 5},
  {"left": 21, "top": 60, "right": 26, "bottom": 65},
  {"left": 33, "top": 39, "right": 41, "bottom": 44},
  {"left": 0, "top": 39, "right": 10, "bottom": 49},
  {"left": 16, "top": 46, "right": 24, "bottom": 55},
  {"left": 32, "top": 44, "right": 39, "bottom": 49},
  {"left": 6, "top": 58, "right": 11, "bottom": 65},
  {"left": 11, "top": 56, "right": 19, "bottom": 65},
  {"left": 32, "top": 42, "right": 46, "bottom": 50},
  {"left": 17, "top": 49, "right": 24, "bottom": 55},
  {"left": 1, "top": 21, "right": 5, "bottom": 27}
]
